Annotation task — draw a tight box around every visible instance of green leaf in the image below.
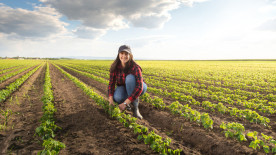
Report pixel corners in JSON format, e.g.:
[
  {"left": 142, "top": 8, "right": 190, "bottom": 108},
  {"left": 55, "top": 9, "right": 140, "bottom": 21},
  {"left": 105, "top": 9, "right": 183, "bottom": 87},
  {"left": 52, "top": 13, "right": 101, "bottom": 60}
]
[
  {"left": 142, "top": 127, "right": 148, "bottom": 133},
  {"left": 247, "top": 132, "right": 254, "bottom": 137},
  {"left": 260, "top": 140, "right": 264, "bottom": 146},
  {"left": 263, "top": 145, "right": 270, "bottom": 153},
  {"left": 137, "top": 135, "right": 143, "bottom": 141},
  {"left": 249, "top": 141, "right": 257, "bottom": 150},
  {"left": 272, "top": 147, "right": 276, "bottom": 153},
  {"left": 270, "top": 140, "right": 276, "bottom": 144}
]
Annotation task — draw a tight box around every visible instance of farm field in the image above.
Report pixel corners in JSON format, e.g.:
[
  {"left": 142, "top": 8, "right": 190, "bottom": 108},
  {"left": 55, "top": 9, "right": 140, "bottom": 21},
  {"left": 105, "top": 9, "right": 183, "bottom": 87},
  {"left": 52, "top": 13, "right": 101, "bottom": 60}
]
[{"left": 0, "top": 59, "right": 275, "bottom": 155}]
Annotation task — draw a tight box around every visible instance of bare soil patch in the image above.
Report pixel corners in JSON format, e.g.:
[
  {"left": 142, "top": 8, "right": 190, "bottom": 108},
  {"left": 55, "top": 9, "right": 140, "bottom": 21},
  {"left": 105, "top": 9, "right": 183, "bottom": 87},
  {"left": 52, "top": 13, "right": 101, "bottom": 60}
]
[{"left": 0, "top": 64, "right": 45, "bottom": 154}]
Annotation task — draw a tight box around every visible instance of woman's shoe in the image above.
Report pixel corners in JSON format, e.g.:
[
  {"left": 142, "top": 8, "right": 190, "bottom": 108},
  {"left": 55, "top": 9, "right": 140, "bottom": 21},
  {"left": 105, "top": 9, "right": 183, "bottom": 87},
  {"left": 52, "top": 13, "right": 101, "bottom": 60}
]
[{"left": 132, "top": 99, "right": 143, "bottom": 119}]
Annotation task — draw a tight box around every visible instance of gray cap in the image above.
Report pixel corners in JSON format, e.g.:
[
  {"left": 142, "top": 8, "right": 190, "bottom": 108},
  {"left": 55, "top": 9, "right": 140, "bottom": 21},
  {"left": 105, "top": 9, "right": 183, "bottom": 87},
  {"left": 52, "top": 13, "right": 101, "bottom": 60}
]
[{"left": 118, "top": 45, "right": 131, "bottom": 54}]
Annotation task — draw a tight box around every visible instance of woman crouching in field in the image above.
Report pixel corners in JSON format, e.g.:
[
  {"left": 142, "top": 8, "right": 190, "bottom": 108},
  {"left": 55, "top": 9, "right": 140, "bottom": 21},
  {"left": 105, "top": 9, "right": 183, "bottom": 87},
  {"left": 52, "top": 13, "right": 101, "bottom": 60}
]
[{"left": 108, "top": 45, "right": 147, "bottom": 119}]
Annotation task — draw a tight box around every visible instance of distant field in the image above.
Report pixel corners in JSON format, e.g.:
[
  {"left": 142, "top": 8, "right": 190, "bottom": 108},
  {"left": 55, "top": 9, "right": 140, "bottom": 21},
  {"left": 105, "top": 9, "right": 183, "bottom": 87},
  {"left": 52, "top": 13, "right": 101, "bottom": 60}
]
[{"left": 0, "top": 59, "right": 275, "bottom": 154}]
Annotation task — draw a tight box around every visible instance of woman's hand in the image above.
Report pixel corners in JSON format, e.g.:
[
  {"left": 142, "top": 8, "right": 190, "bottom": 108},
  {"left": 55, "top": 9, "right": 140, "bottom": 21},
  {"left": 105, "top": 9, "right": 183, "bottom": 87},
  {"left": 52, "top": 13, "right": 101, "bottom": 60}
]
[
  {"left": 118, "top": 103, "right": 127, "bottom": 111},
  {"left": 109, "top": 96, "right": 114, "bottom": 106},
  {"left": 118, "top": 99, "right": 131, "bottom": 111}
]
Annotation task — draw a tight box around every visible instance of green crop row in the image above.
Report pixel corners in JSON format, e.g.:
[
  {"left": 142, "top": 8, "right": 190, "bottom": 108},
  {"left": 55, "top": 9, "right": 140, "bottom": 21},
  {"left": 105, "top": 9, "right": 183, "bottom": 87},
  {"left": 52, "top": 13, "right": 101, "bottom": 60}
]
[
  {"left": 140, "top": 93, "right": 214, "bottom": 129},
  {"left": 146, "top": 86, "right": 271, "bottom": 127},
  {"left": 0, "top": 60, "right": 29, "bottom": 70},
  {"left": 0, "top": 65, "right": 41, "bottom": 103},
  {"left": 143, "top": 71, "right": 276, "bottom": 94},
  {"left": 61, "top": 63, "right": 109, "bottom": 85},
  {"left": 0, "top": 65, "right": 34, "bottom": 83},
  {"left": 145, "top": 76, "right": 276, "bottom": 113},
  {"left": 145, "top": 74, "right": 276, "bottom": 103},
  {"left": 247, "top": 131, "right": 276, "bottom": 154},
  {"left": 61, "top": 63, "right": 109, "bottom": 78},
  {"left": 139, "top": 62, "right": 276, "bottom": 93},
  {"left": 0, "top": 65, "right": 22, "bottom": 75},
  {"left": 35, "top": 63, "right": 65, "bottom": 155},
  {"left": 52, "top": 63, "right": 182, "bottom": 155},
  {"left": 220, "top": 122, "right": 276, "bottom": 154}
]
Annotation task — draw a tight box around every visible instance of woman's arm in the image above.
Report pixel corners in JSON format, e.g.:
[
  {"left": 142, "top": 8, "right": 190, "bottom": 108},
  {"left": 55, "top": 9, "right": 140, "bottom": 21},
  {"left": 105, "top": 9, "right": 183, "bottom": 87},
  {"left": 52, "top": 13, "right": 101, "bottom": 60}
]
[
  {"left": 109, "top": 96, "right": 114, "bottom": 106},
  {"left": 127, "top": 66, "right": 143, "bottom": 102}
]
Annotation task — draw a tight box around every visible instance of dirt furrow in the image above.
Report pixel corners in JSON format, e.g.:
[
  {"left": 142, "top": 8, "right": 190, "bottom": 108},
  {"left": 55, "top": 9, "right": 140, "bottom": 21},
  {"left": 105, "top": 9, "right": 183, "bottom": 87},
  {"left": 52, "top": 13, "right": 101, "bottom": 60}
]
[
  {"left": 50, "top": 64, "right": 157, "bottom": 155},
  {"left": 0, "top": 64, "right": 45, "bottom": 154}
]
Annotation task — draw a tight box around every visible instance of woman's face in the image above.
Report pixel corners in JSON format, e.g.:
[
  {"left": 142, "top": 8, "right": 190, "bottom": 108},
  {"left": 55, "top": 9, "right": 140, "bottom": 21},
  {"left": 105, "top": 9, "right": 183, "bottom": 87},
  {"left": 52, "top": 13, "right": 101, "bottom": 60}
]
[{"left": 119, "top": 51, "right": 130, "bottom": 65}]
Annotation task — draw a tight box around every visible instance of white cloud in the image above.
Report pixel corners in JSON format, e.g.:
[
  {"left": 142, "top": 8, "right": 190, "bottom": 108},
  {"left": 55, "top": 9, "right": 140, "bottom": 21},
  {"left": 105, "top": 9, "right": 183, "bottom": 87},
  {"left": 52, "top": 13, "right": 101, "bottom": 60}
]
[
  {"left": 72, "top": 27, "right": 106, "bottom": 39},
  {"left": 178, "top": 0, "right": 209, "bottom": 6},
  {"left": 124, "top": 35, "right": 174, "bottom": 47},
  {"left": 0, "top": 4, "right": 67, "bottom": 39},
  {"left": 258, "top": 5, "right": 276, "bottom": 13},
  {"left": 40, "top": 0, "right": 207, "bottom": 30},
  {"left": 134, "top": 32, "right": 276, "bottom": 60},
  {"left": 0, "top": 35, "right": 118, "bottom": 58},
  {"left": 258, "top": 18, "right": 276, "bottom": 31},
  {"left": 131, "top": 13, "right": 171, "bottom": 29}
]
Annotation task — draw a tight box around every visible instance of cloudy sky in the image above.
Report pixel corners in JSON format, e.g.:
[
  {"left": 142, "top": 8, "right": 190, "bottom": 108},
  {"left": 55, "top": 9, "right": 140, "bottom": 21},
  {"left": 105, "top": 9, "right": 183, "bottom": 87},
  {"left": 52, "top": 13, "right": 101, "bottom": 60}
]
[{"left": 0, "top": 0, "right": 276, "bottom": 60}]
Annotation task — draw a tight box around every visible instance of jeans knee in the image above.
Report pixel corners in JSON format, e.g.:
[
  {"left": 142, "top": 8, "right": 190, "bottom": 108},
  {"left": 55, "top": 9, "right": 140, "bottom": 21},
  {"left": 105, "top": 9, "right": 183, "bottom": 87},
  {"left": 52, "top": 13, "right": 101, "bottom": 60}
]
[
  {"left": 113, "top": 95, "right": 124, "bottom": 103},
  {"left": 125, "top": 74, "right": 136, "bottom": 85},
  {"left": 141, "top": 82, "right": 147, "bottom": 96}
]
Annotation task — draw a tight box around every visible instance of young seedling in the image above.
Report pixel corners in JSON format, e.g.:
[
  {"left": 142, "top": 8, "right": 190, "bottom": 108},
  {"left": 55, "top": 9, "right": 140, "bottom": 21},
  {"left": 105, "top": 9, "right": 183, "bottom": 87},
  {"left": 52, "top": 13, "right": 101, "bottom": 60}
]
[
  {"left": 38, "top": 138, "right": 65, "bottom": 155},
  {"left": 15, "top": 96, "right": 20, "bottom": 105},
  {"left": 220, "top": 122, "right": 247, "bottom": 142},
  {"left": 247, "top": 131, "right": 270, "bottom": 153},
  {"left": 9, "top": 96, "right": 13, "bottom": 103},
  {"left": 1, "top": 109, "right": 13, "bottom": 127}
]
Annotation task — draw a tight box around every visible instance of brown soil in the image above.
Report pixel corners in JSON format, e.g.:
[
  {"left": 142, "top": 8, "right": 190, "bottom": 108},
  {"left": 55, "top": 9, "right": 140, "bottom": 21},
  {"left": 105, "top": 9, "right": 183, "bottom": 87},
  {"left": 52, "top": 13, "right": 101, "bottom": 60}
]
[
  {"left": 50, "top": 64, "right": 159, "bottom": 155},
  {"left": 0, "top": 64, "right": 45, "bottom": 154},
  {"left": 59, "top": 65, "right": 263, "bottom": 155},
  {"left": 0, "top": 65, "right": 38, "bottom": 90}
]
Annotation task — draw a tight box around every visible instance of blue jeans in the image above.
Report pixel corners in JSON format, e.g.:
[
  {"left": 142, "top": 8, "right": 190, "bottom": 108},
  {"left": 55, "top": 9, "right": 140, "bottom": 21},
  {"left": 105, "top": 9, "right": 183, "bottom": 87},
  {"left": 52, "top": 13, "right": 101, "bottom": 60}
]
[{"left": 113, "top": 74, "right": 147, "bottom": 104}]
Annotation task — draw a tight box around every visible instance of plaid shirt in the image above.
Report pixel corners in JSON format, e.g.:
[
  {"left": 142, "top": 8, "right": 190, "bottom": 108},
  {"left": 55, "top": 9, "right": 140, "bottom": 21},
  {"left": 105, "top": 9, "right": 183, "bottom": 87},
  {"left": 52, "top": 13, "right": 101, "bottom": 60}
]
[{"left": 108, "top": 63, "right": 143, "bottom": 102}]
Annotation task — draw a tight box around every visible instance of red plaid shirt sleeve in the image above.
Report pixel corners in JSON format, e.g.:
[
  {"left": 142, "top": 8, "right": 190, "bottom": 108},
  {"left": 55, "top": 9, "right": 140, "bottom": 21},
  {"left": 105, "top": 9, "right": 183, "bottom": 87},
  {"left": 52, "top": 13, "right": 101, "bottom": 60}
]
[
  {"left": 128, "top": 65, "right": 143, "bottom": 102},
  {"left": 108, "top": 71, "right": 116, "bottom": 97}
]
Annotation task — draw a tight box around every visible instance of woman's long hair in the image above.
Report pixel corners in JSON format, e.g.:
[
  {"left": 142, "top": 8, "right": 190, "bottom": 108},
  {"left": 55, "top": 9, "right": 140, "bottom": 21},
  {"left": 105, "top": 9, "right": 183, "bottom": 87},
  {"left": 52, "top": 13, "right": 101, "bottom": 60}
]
[{"left": 110, "top": 53, "right": 140, "bottom": 73}]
